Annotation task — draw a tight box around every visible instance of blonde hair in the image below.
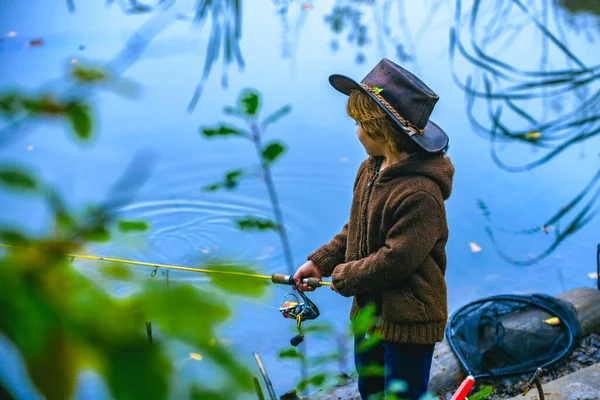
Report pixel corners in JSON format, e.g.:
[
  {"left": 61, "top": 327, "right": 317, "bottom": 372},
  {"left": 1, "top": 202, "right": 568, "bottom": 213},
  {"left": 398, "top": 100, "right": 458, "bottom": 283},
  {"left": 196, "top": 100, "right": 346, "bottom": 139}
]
[{"left": 346, "top": 90, "right": 421, "bottom": 154}]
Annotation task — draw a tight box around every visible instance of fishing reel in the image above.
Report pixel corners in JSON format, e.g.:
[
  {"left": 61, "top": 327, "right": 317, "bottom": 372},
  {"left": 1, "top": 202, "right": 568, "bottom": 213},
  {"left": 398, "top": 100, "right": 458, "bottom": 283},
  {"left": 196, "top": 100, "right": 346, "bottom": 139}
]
[{"left": 279, "top": 291, "right": 320, "bottom": 346}]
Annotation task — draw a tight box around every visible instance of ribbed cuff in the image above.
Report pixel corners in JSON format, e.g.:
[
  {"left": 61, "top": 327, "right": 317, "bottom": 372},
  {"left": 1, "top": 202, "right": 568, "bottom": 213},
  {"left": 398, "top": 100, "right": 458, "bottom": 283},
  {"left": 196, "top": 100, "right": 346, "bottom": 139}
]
[
  {"left": 331, "top": 263, "right": 354, "bottom": 297},
  {"left": 307, "top": 247, "right": 339, "bottom": 277}
]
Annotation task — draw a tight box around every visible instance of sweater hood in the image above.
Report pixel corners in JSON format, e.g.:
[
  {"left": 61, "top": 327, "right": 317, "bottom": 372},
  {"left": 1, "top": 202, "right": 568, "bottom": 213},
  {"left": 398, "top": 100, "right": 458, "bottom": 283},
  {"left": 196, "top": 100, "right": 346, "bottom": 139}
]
[{"left": 375, "top": 152, "right": 454, "bottom": 200}]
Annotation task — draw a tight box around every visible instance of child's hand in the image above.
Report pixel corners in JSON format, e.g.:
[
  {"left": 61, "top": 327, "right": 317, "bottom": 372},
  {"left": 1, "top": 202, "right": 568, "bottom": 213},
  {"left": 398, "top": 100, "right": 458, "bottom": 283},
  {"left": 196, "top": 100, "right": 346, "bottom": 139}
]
[{"left": 293, "top": 260, "right": 322, "bottom": 292}]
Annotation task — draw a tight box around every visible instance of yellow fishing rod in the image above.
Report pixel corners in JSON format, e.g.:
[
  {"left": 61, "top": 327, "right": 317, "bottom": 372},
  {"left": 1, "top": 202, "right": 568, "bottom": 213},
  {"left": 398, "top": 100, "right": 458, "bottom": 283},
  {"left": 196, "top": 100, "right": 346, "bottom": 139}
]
[
  {"left": 0, "top": 243, "right": 330, "bottom": 288},
  {"left": 0, "top": 243, "right": 328, "bottom": 346}
]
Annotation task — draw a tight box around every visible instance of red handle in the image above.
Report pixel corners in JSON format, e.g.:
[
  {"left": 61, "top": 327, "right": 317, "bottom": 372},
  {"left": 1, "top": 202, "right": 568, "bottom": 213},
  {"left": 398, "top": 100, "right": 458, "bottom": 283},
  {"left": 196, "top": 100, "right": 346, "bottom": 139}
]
[{"left": 450, "top": 376, "right": 475, "bottom": 400}]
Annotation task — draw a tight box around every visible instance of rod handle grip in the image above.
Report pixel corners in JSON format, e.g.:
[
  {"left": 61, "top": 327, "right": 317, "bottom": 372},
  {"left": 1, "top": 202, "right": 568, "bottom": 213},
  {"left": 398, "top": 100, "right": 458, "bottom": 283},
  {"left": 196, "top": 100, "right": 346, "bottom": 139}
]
[{"left": 271, "top": 274, "right": 321, "bottom": 288}]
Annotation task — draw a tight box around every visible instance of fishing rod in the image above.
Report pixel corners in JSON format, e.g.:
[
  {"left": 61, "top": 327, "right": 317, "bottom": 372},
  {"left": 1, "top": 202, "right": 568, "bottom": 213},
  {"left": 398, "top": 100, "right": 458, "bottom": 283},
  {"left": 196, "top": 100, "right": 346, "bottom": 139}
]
[{"left": 0, "top": 243, "right": 328, "bottom": 345}]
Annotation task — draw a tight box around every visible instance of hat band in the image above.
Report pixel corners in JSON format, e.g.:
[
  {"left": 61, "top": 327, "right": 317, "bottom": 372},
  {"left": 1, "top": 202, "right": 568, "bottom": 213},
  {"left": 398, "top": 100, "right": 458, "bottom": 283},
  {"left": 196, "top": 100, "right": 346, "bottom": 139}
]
[{"left": 360, "top": 83, "right": 425, "bottom": 136}]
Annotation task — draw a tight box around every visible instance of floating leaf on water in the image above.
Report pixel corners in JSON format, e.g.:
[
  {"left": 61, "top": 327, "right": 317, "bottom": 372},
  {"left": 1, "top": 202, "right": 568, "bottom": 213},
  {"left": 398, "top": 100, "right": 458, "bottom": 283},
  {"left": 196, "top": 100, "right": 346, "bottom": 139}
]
[
  {"left": 189, "top": 353, "right": 203, "bottom": 361},
  {"left": 469, "top": 242, "right": 482, "bottom": 253},
  {"left": 525, "top": 131, "right": 541, "bottom": 139},
  {"left": 29, "top": 38, "right": 44, "bottom": 47},
  {"left": 589, "top": 272, "right": 599, "bottom": 280},
  {"left": 543, "top": 317, "right": 561, "bottom": 326},
  {"left": 118, "top": 220, "right": 149, "bottom": 233}
]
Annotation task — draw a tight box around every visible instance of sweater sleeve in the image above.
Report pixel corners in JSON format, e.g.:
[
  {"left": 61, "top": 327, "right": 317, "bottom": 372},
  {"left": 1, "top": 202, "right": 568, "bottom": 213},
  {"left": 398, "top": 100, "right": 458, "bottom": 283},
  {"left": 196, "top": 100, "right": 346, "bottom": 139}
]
[
  {"left": 308, "top": 223, "right": 349, "bottom": 277},
  {"left": 307, "top": 159, "right": 369, "bottom": 277},
  {"left": 330, "top": 191, "right": 442, "bottom": 297}
]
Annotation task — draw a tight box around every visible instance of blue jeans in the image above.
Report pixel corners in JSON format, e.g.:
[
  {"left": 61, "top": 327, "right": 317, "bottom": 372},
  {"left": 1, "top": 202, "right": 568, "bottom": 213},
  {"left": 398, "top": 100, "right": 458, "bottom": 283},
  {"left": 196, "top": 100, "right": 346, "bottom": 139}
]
[{"left": 354, "top": 334, "right": 435, "bottom": 400}]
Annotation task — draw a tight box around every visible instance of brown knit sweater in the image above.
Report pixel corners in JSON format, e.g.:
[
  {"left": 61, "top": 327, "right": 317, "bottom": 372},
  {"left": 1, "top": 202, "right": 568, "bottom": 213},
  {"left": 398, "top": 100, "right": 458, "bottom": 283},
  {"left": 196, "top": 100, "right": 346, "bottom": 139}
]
[{"left": 308, "top": 152, "right": 454, "bottom": 344}]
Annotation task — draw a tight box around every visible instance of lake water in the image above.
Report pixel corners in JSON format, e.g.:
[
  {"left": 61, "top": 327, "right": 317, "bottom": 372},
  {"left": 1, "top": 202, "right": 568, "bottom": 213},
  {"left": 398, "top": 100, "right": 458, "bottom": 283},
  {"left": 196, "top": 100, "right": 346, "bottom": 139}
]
[{"left": 1, "top": 1, "right": 599, "bottom": 398}]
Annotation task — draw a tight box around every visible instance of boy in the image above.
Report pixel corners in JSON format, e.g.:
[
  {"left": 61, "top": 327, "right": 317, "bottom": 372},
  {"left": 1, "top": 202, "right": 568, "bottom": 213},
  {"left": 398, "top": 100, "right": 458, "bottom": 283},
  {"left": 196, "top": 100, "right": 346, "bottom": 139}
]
[{"left": 293, "top": 58, "right": 454, "bottom": 400}]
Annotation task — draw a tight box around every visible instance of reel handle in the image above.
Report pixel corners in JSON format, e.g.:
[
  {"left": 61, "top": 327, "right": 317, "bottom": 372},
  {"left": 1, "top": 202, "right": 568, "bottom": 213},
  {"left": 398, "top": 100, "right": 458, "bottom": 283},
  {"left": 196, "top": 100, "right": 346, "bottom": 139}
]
[
  {"left": 290, "top": 334, "right": 304, "bottom": 346},
  {"left": 271, "top": 274, "right": 322, "bottom": 288}
]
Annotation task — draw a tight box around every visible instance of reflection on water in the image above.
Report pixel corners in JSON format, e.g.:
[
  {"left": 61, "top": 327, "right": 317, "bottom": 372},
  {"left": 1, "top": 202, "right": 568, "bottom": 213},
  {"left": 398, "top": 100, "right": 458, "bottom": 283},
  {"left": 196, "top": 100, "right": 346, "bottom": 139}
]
[{"left": 451, "top": 0, "right": 600, "bottom": 264}]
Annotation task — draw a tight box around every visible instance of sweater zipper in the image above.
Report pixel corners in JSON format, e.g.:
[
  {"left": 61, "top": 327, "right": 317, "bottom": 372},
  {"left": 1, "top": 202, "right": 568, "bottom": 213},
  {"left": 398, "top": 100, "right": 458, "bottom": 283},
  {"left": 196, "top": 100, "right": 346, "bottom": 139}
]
[{"left": 360, "top": 157, "right": 382, "bottom": 258}]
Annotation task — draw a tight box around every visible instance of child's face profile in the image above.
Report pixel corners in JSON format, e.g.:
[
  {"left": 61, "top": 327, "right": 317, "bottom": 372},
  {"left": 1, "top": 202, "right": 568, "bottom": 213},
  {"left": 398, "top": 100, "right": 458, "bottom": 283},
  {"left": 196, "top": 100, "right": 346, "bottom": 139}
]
[{"left": 356, "top": 124, "right": 386, "bottom": 156}]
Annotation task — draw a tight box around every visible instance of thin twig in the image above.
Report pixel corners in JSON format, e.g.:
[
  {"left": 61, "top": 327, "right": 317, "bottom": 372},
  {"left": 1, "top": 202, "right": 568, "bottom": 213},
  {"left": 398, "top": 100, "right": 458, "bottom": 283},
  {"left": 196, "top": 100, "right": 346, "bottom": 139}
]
[{"left": 253, "top": 352, "right": 277, "bottom": 400}]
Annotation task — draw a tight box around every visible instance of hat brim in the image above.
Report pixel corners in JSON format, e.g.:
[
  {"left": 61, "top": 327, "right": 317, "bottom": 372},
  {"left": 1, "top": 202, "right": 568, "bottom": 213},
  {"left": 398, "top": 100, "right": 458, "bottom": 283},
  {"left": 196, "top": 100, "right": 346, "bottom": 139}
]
[{"left": 329, "top": 74, "right": 449, "bottom": 153}]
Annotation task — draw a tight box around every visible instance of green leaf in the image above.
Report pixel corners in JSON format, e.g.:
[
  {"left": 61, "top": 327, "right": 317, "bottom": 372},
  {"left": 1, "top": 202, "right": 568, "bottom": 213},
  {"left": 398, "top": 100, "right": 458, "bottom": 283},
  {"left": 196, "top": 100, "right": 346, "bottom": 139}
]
[
  {"left": 308, "top": 352, "right": 340, "bottom": 366},
  {"left": 141, "top": 284, "right": 230, "bottom": 343},
  {"left": 351, "top": 303, "right": 377, "bottom": 335},
  {"left": 261, "top": 104, "right": 291, "bottom": 129},
  {"left": 238, "top": 89, "right": 261, "bottom": 117},
  {"left": 200, "top": 124, "right": 249, "bottom": 138},
  {"left": 296, "top": 379, "right": 308, "bottom": 393},
  {"left": 205, "top": 262, "right": 268, "bottom": 297},
  {"left": 190, "top": 386, "right": 229, "bottom": 400},
  {"left": 357, "top": 363, "right": 384, "bottom": 377},
  {"left": 372, "top": 86, "right": 383, "bottom": 94},
  {"left": 118, "top": 220, "right": 149, "bottom": 233},
  {"left": 278, "top": 348, "right": 304, "bottom": 360},
  {"left": 82, "top": 226, "right": 110, "bottom": 243},
  {"left": 261, "top": 141, "right": 286, "bottom": 164},
  {"left": 309, "top": 373, "right": 327, "bottom": 387},
  {"left": 104, "top": 342, "right": 170, "bottom": 400},
  {"left": 301, "top": 322, "right": 335, "bottom": 334},
  {"left": 356, "top": 334, "right": 381, "bottom": 353},
  {"left": 235, "top": 217, "right": 278, "bottom": 232},
  {"left": 66, "top": 102, "right": 92, "bottom": 140},
  {"left": 469, "top": 386, "right": 494, "bottom": 400},
  {"left": 0, "top": 167, "right": 38, "bottom": 191},
  {"left": 0, "top": 229, "right": 29, "bottom": 245},
  {"left": 223, "top": 169, "right": 244, "bottom": 189},
  {"left": 203, "top": 183, "right": 222, "bottom": 192},
  {"left": 101, "top": 264, "right": 132, "bottom": 280},
  {"left": 0, "top": 94, "right": 23, "bottom": 116}
]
